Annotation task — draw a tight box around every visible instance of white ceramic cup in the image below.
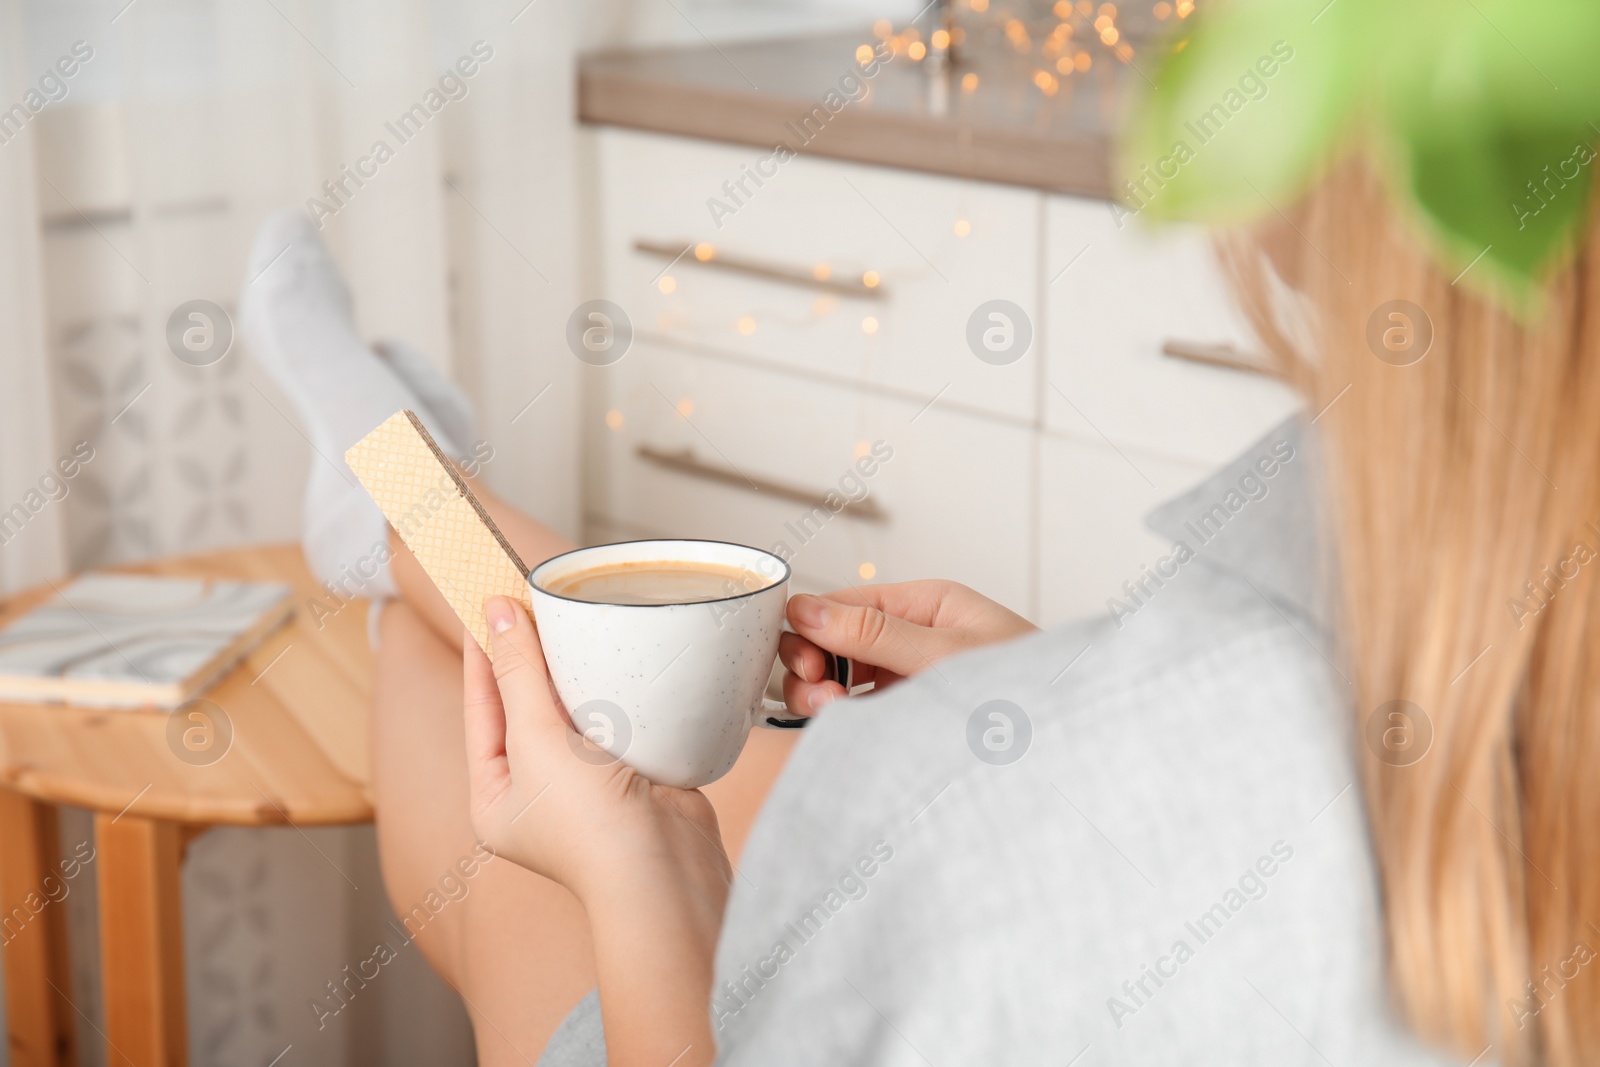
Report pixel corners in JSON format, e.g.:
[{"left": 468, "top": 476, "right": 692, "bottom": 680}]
[{"left": 528, "top": 539, "right": 828, "bottom": 789}]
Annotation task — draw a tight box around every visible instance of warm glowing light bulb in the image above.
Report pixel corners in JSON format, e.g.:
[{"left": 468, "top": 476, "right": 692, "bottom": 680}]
[
  {"left": 908, "top": 40, "right": 927, "bottom": 60},
  {"left": 932, "top": 28, "right": 950, "bottom": 49},
  {"left": 856, "top": 44, "right": 875, "bottom": 65},
  {"left": 874, "top": 18, "right": 893, "bottom": 38},
  {"left": 961, "top": 71, "right": 980, "bottom": 92},
  {"left": 1057, "top": 56, "right": 1074, "bottom": 74},
  {"left": 858, "top": 562, "right": 877, "bottom": 580},
  {"left": 970, "top": 0, "right": 989, "bottom": 11},
  {"left": 605, "top": 409, "right": 624, "bottom": 430},
  {"left": 861, "top": 315, "right": 879, "bottom": 335},
  {"left": 736, "top": 316, "right": 756, "bottom": 335},
  {"left": 813, "top": 262, "right": 832, "bottom": 281},
  {"left": 1075, "top": 51, "right": 1093, "bottom": 70},
  {"left": 694, "top": 242, "right": 715, "bottom": 261},
  {"left": 862, "top": 270, "right": 881, "bottom": 288},
  {"left": 954, "top": 219, "right": 971, "bottom": 237},
  {"left": 658, "top": 275, "right": 676, "bottom": 294},
  {"left": 1153, "top": 1, "right": 1172, "bottom": 17}
]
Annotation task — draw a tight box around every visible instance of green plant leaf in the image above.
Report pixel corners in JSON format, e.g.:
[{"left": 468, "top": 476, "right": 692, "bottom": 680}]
[
  {"left": 1122, "top": 0, "right": 1600, "bottom": 315},
  {"left": 1120, "top": 0, "right": 1368, "bottom": 224},
  {"left": 1389, "top": 123, "right": 1594, "bottom": 312},
  {"left": 1375, "top": 0, "right": 1599, "bottom": 310}
]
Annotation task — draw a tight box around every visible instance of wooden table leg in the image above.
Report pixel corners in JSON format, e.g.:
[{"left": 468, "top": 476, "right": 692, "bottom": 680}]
[
  {"left": 0, "top": 791, "right": 78, "bottom": 1066},
  {"left": 95, "top": 814, "right": 187, "bottom": 1067}
]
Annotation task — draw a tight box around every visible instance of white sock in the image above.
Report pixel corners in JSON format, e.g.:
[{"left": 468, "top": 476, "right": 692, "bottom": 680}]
[
  {"left": 239, "top": 209, "right": 453, "bottom": 457},
  {"left": 302, "top": 460, "right": 396, "bottom": 601},
  {"left": 374, "top": 338, "right": 478, "bottom": 460},
  {"left": 239, "top": 208, "right": 473, "bottom": 608}
]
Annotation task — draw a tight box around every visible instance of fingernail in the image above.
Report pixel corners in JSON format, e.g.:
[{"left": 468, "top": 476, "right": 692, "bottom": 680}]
[
  {"left": 790, "top": 594, "right": 829, "bottom": 630},
  {"left": 485, "top": 597, "right": 516, "bottom": 634},
  {"left": 807, "top": 686, "right": 836, "bottom": 712}
]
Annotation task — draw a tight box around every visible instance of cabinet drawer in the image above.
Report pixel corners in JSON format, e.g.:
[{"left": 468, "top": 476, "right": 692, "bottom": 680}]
[
  {"left": 1044, "top": 194, "right": 1299, "bottom": 464},
  {"left": 1037, "top": 434, "right": 1210, "bottom": 627},
  {"left": 591, "top": 342, "right": 1034, "bottom": 612},
  {"left": 598, "top": 129, "right": 1041, "bottom": 422}
]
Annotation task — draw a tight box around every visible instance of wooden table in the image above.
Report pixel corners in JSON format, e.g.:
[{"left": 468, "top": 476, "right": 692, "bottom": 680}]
[{"left": 0, "top": 545, "right": 375, "bottom": 1067}]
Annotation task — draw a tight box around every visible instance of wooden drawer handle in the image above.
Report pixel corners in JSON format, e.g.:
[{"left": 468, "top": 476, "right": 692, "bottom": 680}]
[
  {"left": 1160, "top": 340, "right": 1280, "bottom": 379},
  {"left": 635, "top": 445, "right": 889, "bottom": 524},
  {"left": 634, "top": 239, "right": 886, "bottom": 300}
]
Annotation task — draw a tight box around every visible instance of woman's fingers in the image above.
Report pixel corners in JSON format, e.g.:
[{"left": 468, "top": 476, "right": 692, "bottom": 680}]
[
  {"left": 778, "top": 633, "right": 837, "bottom": 714},
  {"left": 779, "top": 629, "right": 880, "bottom": 694},
  {"left": 461, "top": 628, "right": 512, "bottom": 811},
  {"left": 787, "top": 592, "right": 952, "bottom": 678},
  {"left": 777, "top": 631, "right": 873, "bottom": 685},
  {"left": 815, "top": 580, "right": 957, "bottom": 629},
  {"left": 777, "top": 631, "right": 825, "bottom": 682},
  {"left": 780, "top": 630, "right": 873, "bottom": 714},
  {"left": 782, "top": 668, "right": 849, "bottom": 714}
]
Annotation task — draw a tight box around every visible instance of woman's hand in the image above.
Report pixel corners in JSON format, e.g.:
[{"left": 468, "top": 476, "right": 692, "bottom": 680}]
[
  {"left": 781, "top": 580, "right": 1039, "bottom": 712},
  {"left": 462, "top": 595, "right": 725, "bottom": 1067}
]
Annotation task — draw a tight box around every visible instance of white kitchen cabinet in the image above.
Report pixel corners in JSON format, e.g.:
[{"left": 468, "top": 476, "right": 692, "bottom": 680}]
[
  {"left": 587, "top": 131, "right": 1306, "bottom": 632},
  {"left": 1036, "top": 433, "right": 1211, "bottom": 627},
  {"left": 1044, "top": 194, "right": 1299, "bottom": 465},
  {"left": 598, "top": 129, "right": 1041, "bottom": 423},
  {"left": 592, "top": 341, "right": 1035, "bottom": 613}
]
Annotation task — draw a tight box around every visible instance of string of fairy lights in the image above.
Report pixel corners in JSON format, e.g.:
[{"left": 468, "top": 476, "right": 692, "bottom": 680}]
[{"left": 870, "top": 0, "right": 1196, "bottom": 97}]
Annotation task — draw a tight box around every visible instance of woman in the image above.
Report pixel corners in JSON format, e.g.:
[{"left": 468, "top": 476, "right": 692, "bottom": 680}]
[{"left": 243, "top": 1, "right": 1600, "bottom": 1063}]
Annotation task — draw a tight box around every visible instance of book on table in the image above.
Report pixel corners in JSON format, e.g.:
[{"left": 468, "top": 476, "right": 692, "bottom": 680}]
[{"left": 0, "top": 572, "right": 294, "bottom": 709}]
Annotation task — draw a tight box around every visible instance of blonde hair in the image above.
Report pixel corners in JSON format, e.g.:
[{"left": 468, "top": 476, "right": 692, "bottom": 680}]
[{"left": 1221, "top": 160, "right": 1600, "bottom": 1066}]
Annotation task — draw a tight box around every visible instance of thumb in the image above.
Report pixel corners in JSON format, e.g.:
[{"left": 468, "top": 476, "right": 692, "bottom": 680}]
[
  {"left": 482, "top": 596, "right": 566, "bottom": 749},
  {"left": 461, "top": 630, "right": 511, "bottom": 812},
  {"left": 787, "top": 593, "right": 952, "bottom": 678}
]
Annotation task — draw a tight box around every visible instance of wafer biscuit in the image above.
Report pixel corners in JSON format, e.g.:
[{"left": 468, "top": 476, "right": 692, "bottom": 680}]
[{"left": 345, "top": 411, "right": 529, "bottom": 656}]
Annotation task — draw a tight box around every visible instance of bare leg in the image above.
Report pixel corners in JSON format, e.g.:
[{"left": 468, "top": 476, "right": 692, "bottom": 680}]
[
  {"left": 372, "top": 485, "right": 800, "bottom": 1060},
  {"left": 372, "top": 600, "right": 597, "bottom": 1064}
]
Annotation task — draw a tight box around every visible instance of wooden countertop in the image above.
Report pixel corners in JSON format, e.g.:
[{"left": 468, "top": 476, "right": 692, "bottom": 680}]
[{"left": 578, "top": 31, "right": 1145, "bottom": 200}]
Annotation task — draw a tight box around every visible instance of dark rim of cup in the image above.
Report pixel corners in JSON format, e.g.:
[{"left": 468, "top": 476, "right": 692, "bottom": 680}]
[{"left": 528, "top": 538, "right": 792, "bottom": 608}]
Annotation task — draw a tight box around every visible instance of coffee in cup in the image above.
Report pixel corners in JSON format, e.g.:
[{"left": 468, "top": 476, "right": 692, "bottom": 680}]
[
  {"left": 541, "top": 560, "right": 773, "bottom": 606},
  {"left": 528, "top": 539, "right": 816, "bottom": 788}
]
